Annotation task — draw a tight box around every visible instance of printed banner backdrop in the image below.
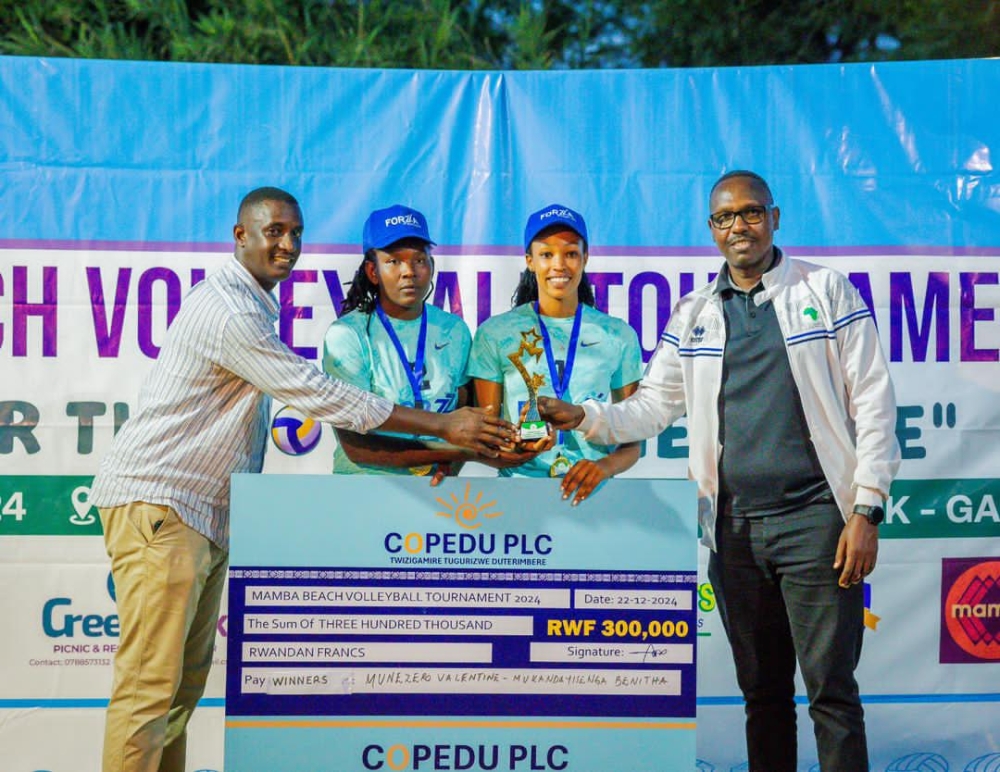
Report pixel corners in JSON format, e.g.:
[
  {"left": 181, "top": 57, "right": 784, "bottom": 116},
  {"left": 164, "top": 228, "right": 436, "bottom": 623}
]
[
  {"left": 225, "top": 475, "right": 698, "bottom": 772},
  {"left": 1, "top": 54, "right": 999, "bottom": 771}
]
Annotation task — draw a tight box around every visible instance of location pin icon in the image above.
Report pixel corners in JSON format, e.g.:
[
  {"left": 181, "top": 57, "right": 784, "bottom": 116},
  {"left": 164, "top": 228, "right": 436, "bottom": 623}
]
[{"left": 71, "top": 486, "right": 95, "bottom": 525}]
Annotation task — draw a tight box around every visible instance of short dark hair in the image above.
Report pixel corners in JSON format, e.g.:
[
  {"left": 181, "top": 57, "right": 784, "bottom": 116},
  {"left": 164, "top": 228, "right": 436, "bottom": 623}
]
[
  {"left": 709, "top": 170, "right": 773, "bottom": 203},
  {"left": 236, "top": 186, "right": 299, "bottom": 223}
]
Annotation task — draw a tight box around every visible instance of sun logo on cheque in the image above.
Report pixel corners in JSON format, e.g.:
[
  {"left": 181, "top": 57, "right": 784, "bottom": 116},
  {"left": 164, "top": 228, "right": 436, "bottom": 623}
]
[{"left": 436, "top": 482, "right": 502, "bottom": 529}]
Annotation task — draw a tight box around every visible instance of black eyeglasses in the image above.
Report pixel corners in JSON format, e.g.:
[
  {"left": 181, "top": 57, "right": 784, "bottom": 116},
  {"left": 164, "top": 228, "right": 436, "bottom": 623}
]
[{"left": 708, "top": 205, "right": 773, "bottom": 229}]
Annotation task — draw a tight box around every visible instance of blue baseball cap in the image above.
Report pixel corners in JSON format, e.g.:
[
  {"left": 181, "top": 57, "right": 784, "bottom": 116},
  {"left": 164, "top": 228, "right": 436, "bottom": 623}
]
[
  {"left": 523, "top": 204, "right": 588, "bottom": 252},
  {"left": 362, "top": 205, "right": 435, "bottom": 253}
]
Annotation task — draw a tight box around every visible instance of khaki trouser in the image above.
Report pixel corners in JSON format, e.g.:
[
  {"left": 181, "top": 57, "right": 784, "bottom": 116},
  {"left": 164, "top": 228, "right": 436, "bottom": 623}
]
[{"left": 100, "top": 502, "right": 228, "bottom": 772}]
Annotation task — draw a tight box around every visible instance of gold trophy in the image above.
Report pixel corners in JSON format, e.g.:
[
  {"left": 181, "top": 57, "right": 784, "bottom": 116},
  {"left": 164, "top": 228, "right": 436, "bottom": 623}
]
[{"left": 507, "top": 328, "right": 549, "bottom": 441}]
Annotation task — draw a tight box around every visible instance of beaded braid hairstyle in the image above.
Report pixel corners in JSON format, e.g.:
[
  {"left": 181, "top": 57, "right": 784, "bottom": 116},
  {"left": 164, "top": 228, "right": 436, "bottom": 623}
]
[
  {"left": 340, "top": 249, "right": 381, "bottom": 315},
  {"left": 511, "top": 226, "right": 596, "bottom": 308},
  {"left": 340, "top": 245, "right": 435, "bottom": 316}
]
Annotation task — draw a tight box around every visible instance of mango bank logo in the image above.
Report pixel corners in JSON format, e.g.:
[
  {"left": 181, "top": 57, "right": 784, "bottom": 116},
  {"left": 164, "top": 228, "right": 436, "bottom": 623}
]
[
  {"left": 436, "top": 482, "right": 503, "bottom": 529},
  {"left": 940, "top": 557, "right": 1000, "bottom": 663}
]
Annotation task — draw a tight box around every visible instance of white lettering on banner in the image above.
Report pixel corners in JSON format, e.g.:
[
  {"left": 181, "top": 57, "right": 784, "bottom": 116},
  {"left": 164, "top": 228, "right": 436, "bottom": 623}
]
[
  {"left": 946, "top": 494, "right": 1000, "bottom": 523},
  {"left": 886, "top": 496, "right": 911, "bottom": 524},
  {"left": 0, "top": 491, "right": 27, "bottom": 522}
]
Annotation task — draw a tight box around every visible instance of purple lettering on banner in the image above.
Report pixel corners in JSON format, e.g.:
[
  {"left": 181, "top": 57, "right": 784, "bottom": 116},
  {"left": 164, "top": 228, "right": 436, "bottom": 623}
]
[
  {"left": 476, "top": 272, "right": 492, "bottom": 327},
  {"left": 889, "top": 272, "right": 950, "bottom": 363},
  {"left": 629, "top": 271, "right": 671, "bottom": 362},
  {"left": 679, "top": 272, "right": 697, "bottom": 300},
  {"left": 588, "top": 272, "right": 624, "bottom": 314},
  {"left": 13, "top": 265, "right": 58, "bottom": 357},
  {"left": 279, "top": 269, "right": 316, "bottom": 358},
  {"left": 138, "top": 268, "right": 183, "bottom": 359},
  {"left": 433, "top": 271, "right": 463, "bottom": 318},
  {"left": 960, "top": 272, "right": 999, "bottom": 362},
  {"left": 322, "top": 270, "right": 346, "bottom": 317},
  {"left": 88, "top": 267, "right": 131, "bottom": 358},
  {"left": 191, "top": 267, "right": 206, "bottom": 287},
  {"left": 848, "top": 272, "right": 877, "bottom": 326}
]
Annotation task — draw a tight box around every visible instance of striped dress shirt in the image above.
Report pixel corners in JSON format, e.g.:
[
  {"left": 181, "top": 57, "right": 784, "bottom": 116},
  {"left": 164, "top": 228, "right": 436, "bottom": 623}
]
[{"left": 90, "top": 256, "right": 393, "bottom": 547}]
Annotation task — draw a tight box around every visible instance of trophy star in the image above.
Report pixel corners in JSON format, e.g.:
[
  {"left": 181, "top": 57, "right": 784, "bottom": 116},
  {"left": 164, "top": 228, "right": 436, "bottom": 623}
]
[{"left": 519, "top": 327, "right": 544, "bottom": 358}]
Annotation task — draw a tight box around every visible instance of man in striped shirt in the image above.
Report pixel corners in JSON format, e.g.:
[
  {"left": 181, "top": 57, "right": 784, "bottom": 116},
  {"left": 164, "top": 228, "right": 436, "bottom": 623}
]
[{"left": 89, "top": 187, "right": 515, "bottom": 772}]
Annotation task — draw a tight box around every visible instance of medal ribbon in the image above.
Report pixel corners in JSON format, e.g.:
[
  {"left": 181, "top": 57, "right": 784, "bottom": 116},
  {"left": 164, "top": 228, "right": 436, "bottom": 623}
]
[
  {"left": 375, "top": 303, "right": 428, "bottom": 409},
  {"left": 534, "top": 301, "right": 582, "bottom": 400}
]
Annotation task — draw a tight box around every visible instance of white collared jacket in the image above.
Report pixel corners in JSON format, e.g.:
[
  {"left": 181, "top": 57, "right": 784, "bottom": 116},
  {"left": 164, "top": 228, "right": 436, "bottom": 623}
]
[{"left": 580, "top": 254, "right": 901, "bottom": 550}]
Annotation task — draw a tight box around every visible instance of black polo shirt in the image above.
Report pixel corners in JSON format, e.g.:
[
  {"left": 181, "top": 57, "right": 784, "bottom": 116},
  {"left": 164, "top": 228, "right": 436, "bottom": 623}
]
[{"left": 716, "top": 250, "right": 833, "bottom": 517}]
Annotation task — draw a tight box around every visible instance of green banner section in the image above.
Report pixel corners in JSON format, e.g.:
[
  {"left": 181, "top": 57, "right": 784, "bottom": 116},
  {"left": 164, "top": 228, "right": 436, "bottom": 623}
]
[
  {"left": 880, "top": 479, "right": 1000, "bottom": 539},
  {"left": 0, "top": 476, "right": 102, "bottom": 536},
  {"left": 1, "top": 476, "right": 998, "bottom": 539}
]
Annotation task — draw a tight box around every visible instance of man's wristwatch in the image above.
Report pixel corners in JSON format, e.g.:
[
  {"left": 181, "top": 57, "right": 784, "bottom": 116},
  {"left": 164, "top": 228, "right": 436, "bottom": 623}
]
[{"left": 852, "top": 504, "right": 885, "bottom": 526}]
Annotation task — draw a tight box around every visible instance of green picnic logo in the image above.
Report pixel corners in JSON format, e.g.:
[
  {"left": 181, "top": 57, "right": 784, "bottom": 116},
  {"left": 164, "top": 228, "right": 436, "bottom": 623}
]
[{"left": 802, "top": 306, "right": 818, "bottom": 320}]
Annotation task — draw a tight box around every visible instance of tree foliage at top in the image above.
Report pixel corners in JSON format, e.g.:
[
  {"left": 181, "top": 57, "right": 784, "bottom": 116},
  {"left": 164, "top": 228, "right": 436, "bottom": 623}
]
[{"left": 0, "top": 0, "right": 997, "bottom": 69}]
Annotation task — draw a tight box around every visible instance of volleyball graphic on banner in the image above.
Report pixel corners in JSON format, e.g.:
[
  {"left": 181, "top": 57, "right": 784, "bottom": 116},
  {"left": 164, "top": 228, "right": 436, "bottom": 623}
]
[{"left": 270, "top": 406, "right": 321, "bottom": 455}]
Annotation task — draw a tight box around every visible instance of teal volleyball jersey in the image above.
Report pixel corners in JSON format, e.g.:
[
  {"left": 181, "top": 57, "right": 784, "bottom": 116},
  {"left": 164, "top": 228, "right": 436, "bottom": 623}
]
[
  {"left": 467, "top": 303, "right": 643, "bottom": 477},
  {"left": 322, "top": 304, "right": 472, "bottom": 475}
]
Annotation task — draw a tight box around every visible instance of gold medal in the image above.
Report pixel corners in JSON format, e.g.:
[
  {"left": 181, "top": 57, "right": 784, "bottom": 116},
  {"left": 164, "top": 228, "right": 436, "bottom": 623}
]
[
  {"left": 548, "top": 454, "right": 572, "bottom": 478},
  {"left": 410, "top": 465, "right": 433, "bottom": 476}
]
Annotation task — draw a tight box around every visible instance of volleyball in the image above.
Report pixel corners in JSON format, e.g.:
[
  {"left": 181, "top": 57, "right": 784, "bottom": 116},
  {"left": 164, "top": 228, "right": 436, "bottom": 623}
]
[
  {"left": 887, "top": 753, "right": 950, "bottom": 772},
  {"left": 271, "top": 405, "right": 322, "bottom": 455},
  {"left": 965, "top": 754, "right": 1000, "bottom": 772}
]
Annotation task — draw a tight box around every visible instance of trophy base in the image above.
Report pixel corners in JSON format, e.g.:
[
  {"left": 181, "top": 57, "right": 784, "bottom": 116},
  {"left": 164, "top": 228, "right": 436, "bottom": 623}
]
[{"left": 519, "top": 421, "right": 549, "bottom": 441}]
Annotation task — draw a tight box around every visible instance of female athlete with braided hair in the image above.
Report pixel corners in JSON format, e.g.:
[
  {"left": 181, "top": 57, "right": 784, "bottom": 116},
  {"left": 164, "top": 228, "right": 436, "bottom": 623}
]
[
  {"left": 467, "top": 204, "right": 643, "bottom": 504},
  {"left": 322, "top": 204, "right": 473, "bottom": 482}
]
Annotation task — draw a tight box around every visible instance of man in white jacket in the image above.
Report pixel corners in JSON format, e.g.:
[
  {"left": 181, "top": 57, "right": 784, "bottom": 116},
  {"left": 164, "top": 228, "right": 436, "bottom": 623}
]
[{"left": 540, "top": 170, "right": 900, "bottom": 771}]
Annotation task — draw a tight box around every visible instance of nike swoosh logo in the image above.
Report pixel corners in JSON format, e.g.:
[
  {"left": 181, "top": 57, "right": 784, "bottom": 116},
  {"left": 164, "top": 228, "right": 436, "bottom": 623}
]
[
  {"left": 434, "top": 342, "right": 450, "bottom": 350},
  {"left": 580, "top": 340, "right": 600, "bottom": 347}
]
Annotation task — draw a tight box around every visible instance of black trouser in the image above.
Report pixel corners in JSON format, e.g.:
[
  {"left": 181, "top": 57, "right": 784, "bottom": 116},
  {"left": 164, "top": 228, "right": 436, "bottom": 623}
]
[{"left": 708, "top": 503, "right": 868, "bottom": 772}]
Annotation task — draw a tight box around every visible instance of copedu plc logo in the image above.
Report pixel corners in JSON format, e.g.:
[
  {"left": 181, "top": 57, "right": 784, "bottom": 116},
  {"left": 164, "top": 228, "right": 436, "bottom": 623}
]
[{"left": 361, "top": 743, "right": 568, "bottom": 771}]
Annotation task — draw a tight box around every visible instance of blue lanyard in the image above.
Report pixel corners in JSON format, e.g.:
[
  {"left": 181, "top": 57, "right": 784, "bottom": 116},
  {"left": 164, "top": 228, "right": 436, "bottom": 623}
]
[
  {"left": 375, "top": 303, "right": 428, "bottom": 409},
  {"left": 534, "top": 301, "right": 582, "bottom": 400}
]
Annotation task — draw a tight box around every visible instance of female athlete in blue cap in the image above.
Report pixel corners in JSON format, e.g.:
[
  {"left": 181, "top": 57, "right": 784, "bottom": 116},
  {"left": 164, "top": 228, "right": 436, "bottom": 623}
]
[
  {"left": 322, "top": 204, "right": 473, "bottom": 482},
  {"left": 467, "top": 204, "right": 643, "bottom": 503}
]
